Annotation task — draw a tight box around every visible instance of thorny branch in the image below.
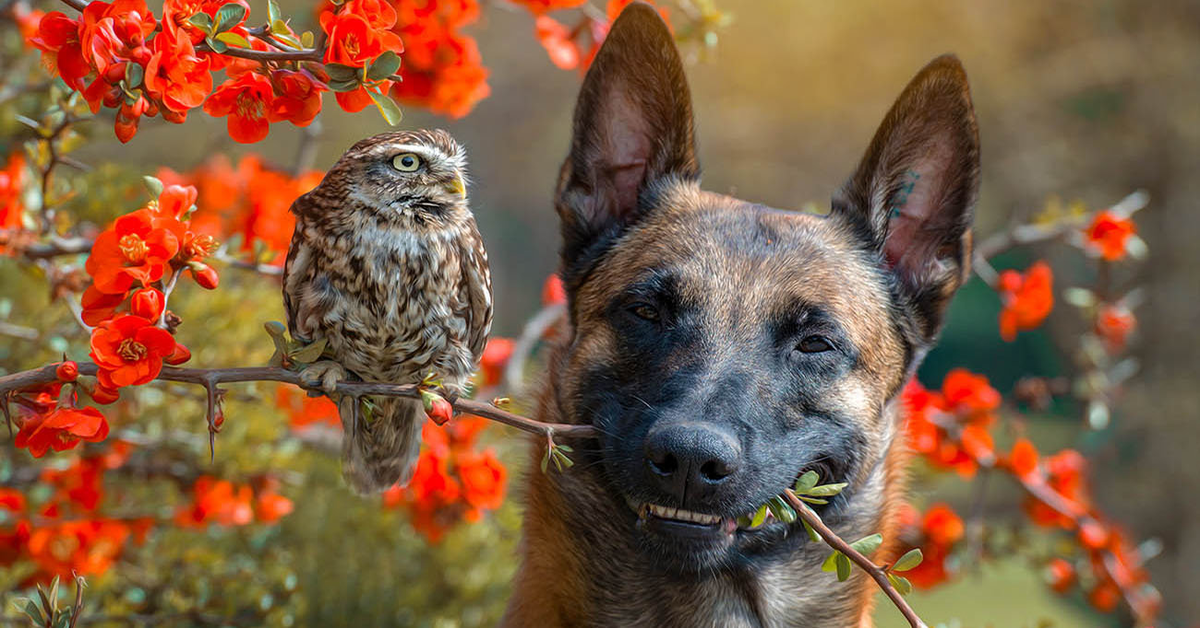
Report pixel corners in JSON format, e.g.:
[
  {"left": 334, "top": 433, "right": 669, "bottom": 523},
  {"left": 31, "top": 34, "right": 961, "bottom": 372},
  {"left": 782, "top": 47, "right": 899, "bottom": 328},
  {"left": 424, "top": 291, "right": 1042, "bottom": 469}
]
[{"left": 782, "top": 490, "right": 928, "bottom": 628}]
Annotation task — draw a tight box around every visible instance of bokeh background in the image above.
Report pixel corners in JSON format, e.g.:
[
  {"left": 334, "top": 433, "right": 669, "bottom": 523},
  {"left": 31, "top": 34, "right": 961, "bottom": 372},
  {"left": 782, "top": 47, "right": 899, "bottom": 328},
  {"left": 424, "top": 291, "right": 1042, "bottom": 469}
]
[{"left": 3, "top": 0, "right": 1199, "bottom": 626}]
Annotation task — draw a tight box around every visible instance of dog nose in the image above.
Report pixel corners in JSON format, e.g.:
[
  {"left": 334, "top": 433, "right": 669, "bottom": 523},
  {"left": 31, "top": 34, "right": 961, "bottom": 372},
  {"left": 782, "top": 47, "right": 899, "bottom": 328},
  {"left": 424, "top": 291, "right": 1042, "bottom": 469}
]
[{"left": 644, "top": 423, "right": 741, "bottom": 502}]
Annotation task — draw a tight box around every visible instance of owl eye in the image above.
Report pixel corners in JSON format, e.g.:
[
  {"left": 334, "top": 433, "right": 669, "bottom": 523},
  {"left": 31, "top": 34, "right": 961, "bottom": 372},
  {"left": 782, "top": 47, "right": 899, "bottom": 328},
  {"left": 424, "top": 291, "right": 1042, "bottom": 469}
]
[{"left": 392, "top": 153, "right": 421, "bottom": 172}]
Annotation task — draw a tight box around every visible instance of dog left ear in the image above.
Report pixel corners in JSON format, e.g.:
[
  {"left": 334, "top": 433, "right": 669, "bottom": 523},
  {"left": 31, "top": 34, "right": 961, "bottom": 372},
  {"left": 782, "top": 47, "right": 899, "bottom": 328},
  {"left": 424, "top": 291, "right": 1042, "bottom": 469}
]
[{"left": 833, "top": 54, "right": 980, "bottom": 342}]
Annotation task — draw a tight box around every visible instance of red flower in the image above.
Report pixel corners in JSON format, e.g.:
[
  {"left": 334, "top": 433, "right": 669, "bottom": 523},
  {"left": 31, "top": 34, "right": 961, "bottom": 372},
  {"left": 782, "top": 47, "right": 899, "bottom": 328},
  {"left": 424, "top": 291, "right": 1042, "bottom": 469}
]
[
  {"left": 0, "top": 152, "right": 27, "bottom": 254},
  {"left": 203, "top": 71, "right": 274, "bottom": 143},
  {"left": 129, "top": 287, "right": 164, "bottom": 319},
  {"left": 254, "top": 491, "right": 294, "bottom": 523},
  {"left": 921, "top": 503, "right": 964, "bottom": 547},
  {"left": 1006, "top": 437, "right": 1039, "bottom": 480},
  {"left": 143, "top": 28, "right": 211, "bottom": 118},
  {"left": 269, "top": 69, "right": 325, "bottom": 127},
  {"left": 339, "top": 0, "right": 398, "bottom": 30},
  {"left": 89, "top": 314, "right": 177, "bottom": 388},
  {"left": 478, "top": 337, "right": 513, "bottom": 387},
  {"left": 1095, "top": 303, "right": 1135, "bottom": 353},
  {"left": 457, "top": 448, "right": 506, "bottom": 512},
  {"left": 25, "top": 518, "right": 133, "bottom": 579},
  {"left": 542, "top": 273, "right": 566, "bottom": 306},
  {"left": 321, "top": 11, "right": 393, "bottom": 67},
  {"left": 86, "top": 209, "right": 182, "bottom": 294},
  {"left": 511, "top": 0, "right": 585, "bottom": 14},
  {"left": 535, "top": 15, "right": 581, "bottom": 70},
  {"left": 29, "top": 12, "right": 90, "bottom": 88},
  {"left": 56, "top": 361, "right": 80, "bottom": 382},
  {"left": 0, "top": 488, "right": 26, "bottom": 513},
  {"left": 1084, "top": 210, "right": 1137, "bottom": 261},
  {"left": 940, "top": 369, "right": 1000, "bottom": 419},
  {"left": 15, "top": 407, "right": 110, "bottom": 458},
  {"left": 156, "top": 184, "right": 198, "bottom": 219},
  {"left": 276, "top": 385, "right": 340, "bottom": 429},
  {"left": 1046, "top": 558, "right": 1076, "bottom": 594},
  {"left": 997, "top": 261, "right": 1054, "bottom": 341},
  {"left": 390, "top": 25, "right": 489, "bottom": 119},
  {"left": 174, "top": 476, "right": 254, "bottom": 527}
]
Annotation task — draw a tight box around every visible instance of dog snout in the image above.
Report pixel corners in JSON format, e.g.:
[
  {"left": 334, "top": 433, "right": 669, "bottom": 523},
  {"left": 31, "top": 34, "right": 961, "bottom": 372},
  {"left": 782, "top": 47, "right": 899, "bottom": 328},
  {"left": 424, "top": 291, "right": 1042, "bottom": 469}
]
[{"left": 644, "top": 422, "right": 742, "bottom": 503}]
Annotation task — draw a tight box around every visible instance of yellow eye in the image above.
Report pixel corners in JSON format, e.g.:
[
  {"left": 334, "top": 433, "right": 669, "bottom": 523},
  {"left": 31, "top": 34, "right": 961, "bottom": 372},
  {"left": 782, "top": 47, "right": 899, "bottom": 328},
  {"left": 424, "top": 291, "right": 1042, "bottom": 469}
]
[{"left": 392, "top": 153, "right": 421, "bottom": 172}]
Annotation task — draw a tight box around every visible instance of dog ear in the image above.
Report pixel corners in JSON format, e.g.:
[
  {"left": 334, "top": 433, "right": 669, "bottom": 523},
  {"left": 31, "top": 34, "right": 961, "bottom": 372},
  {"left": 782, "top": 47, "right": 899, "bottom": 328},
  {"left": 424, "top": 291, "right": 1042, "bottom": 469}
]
[
  {"left": 833, "top": 54, "right": 980, "bottom": 342},
  {"left": 555, "top": 2, "right": 699, "bottom": 285}
]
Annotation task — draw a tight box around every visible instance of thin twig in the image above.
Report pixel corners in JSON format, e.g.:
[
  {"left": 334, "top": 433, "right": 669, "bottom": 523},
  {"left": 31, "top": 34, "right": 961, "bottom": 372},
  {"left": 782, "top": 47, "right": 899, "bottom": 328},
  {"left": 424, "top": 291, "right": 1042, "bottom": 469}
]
[
  {"left": 0, "top": 362, "right": 598, "bottom": 440},
  {"left": 781, "top": 490, "right": 928, "bottom": 628}
]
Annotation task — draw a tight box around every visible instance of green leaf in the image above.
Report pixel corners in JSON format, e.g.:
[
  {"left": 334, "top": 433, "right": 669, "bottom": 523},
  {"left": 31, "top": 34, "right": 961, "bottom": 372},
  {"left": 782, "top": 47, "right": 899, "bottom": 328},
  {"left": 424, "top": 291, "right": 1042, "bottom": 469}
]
[
  {"left": 267, "top": 0, "right": 281, "bottom": 24},
  {"left": 143, "top": 175, "right": 164, "bottom": 198},
  {"left": 205, "top": 35, "right": 228, "bottom": 53},
  {"left": 215, "top": 31, "right": 249, "bottom": 48},
  {"left": 887, "top": 572, "right": 913, "bottom": 596},
  {"left": 794, "top": 470, "right": 819, "bottom": 494},
  {"left": 806, "top": 482, "right": 848, "bottom": 497},
  {"left": 540, "top": 446, "right": 550, "bottom": 474},
  {"left": 802, "top": 519, "right": 821, "bottom": 542},
  {"left": 849, "top": 533, "right": 883, "bottom": 556},
  {"left": 326, "top": 79, "right": 361, "bottom": 93},
  {"left": 766, "top": 496, "right": 796, "bottom": 524},
  {"left": 835, "top": 553, "right": 852, "bottom": 582},
  {"left": 749, "top": 503, "right": 768, "bottom": 528},
  {"left": 288, "top": 337, "right": 328, "bottom": 364},
  {"left": 214, "top": 3, "right": 247, "bottom": 33},
  {"left": 125, "top": 62, "right": 144, "bottom": 88},
  {"left": 892, "top": 548, "right": 923, "bottom": 572},
  {"left": 366, "top": 51, "right": 400, "bottom": 81},
  {"left": 21, "top": 599, "right": 44, "bottom": 625},
  {"left": 798, "top": 495, "right": 828, "bottom": 505},
  {"left": 324, "top": 63, "right": 360, "bottom": 82},
  {"left": 301, "top": 31, "right": 314, "bottom": 48},
  {"left": 821, "top": 550, "right": 840, "bottom": 573},
  {"left": 273, "top": 30, "right": 302, "bottom": 49},
  {"left": 368, "top": 89, "right": 403, "bottom": 126},
  {"left": 188, "top": 12, "right": 213, "bottom": 32}
]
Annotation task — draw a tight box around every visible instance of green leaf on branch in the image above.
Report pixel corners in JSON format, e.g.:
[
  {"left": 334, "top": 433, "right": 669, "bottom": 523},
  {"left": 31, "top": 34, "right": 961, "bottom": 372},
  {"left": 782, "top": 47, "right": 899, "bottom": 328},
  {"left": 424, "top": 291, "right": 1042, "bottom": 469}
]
[
  {"left": 892, "top": 548, "right": 923, "bottom": 572},
  {"left": 366, "top": 51, "right": 401, "bottom": 81},
  {"left": 835, "top": 552, "right": 852, "bottom": 582},
  {"left": 849, "top": 533, "right": 882, "bottom": 556},
  {"left": 821, "top": 550, "right": 840, "bottom": 572},
  {"left": 794, "top": 469, "right": 819, "bottom": 494},
  {"left": 125, "top": 62, "right": 144, "bottom": 89},
  {"left": 802, "top": 518, "right": 821, "bottom": 542},
  {"left": 324, "top": 63, "right": 360, "bottom": 83},
  {"left": 798, "top": 495, "right": 828, "bottom": 505},
  {"left": 19, "top": 599, "right": 44, "bottom": 625},
  {"left": 750, "top": 503, "right": 768, "bottom": 528},
  {"left": 215, "top": 31, "right": 250, "bottom": 48},
  {"left": 214, "top": 3, "right": 247, "bottom": 33},
  {"left": 806, "top": 482, "right": 848, "bottom": 497},
  {"left": 205, "top": 35, "right": 228, "bottom": 54},
  {"left": 288, "top": 337, "right": 328, "bottom": 364},
  {"left": 368, "top": 89, "right": 403, "bottom": 126},
  {"left": 326, "top": 79, "right": 360, "bottom": 93},
  {"left": 301, "top": 31, "right": 315, "bottom": 48},
  {"left": 188, "top": 12, "right": 213, "bottom": 32},
  {"left": 540, "top": 443, "right": 575, "bottom": 473},
  {"left": 267, "top": 0, "right": 281, "bottom": 24},
  {"left": 766, "top": 496, "right": 796, "bottom": 523},
  {"left": 886, "top": 572, "right": 913, "bottom": 596}
]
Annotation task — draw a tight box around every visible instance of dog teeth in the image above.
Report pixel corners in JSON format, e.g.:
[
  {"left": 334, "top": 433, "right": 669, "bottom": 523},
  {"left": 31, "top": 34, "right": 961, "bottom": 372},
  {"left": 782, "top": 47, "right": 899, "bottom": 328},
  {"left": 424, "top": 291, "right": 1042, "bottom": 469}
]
[{"left": 645, "top": 503, "right": 721, "bottom": 525}]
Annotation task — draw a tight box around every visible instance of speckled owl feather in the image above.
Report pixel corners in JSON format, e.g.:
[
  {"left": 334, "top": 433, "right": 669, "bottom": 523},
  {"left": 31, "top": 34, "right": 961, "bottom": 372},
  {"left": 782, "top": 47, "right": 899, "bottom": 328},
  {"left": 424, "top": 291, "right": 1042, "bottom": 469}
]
[{"left": 282, "top": 130, "right": 492, "bottom": 494}]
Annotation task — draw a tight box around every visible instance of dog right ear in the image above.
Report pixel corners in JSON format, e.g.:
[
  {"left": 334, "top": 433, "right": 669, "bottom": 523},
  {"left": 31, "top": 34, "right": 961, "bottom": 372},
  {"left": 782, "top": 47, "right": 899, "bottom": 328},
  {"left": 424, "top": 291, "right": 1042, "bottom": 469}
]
[{"left": 555, "top": 2, "right": 699, "bottom": 287}]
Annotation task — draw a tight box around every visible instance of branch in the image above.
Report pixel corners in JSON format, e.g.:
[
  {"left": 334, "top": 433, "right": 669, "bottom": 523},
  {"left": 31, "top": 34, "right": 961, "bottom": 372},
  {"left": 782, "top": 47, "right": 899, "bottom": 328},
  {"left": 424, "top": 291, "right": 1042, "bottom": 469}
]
[
  {"left": 0, "top": 362, "right": 598, "bottom": 441},
  {"left": 782, "top": 490, "right": 929, "bottom": 628}
]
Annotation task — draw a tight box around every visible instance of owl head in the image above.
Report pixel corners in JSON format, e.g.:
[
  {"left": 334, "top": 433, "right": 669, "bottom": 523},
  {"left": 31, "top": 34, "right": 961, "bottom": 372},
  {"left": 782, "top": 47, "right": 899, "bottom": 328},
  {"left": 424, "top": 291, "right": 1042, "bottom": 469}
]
[{"left": 305, "top": 129, "right": 470, "bottom": 226}]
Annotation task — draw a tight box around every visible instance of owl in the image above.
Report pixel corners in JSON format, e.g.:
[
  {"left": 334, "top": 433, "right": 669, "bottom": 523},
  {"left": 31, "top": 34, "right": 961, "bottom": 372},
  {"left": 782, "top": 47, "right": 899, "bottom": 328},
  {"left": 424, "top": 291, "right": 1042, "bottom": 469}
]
[{"left": 282, "top": 130, "right": 492, "bottom": 494}]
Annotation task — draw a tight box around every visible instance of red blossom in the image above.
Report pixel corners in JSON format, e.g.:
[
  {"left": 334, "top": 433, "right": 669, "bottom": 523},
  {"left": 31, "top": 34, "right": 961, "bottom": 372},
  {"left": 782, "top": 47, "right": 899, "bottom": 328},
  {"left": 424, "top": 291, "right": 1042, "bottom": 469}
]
[
  {"left": 129, "top": 287, "right": 164, "bottom": 320},
  {"left": 997, "top": 261, "right": 1054, "bottom": 342},
  {"left": 203, "top": 71, "right": 274, "bottom": 143},
  {"left": 535, "top": 15, "right": 581, "bottom": 70},
  {"left": 542, "top": 273, "right": 566, "bottom": 306},
  {"left": 15, "top": 407, "right": 110, "bottom": 458},
  {"left": 510, "top": 0, "right": 586, "bottom": 14},
  {"left": 89, "top": 314, "right": 177, "bottom": 388},
  {"left": 85, "top": 209, "right": 182, "bottom": 294},
  {"left": 55, "top": 361, "right": 80, "bottom": 382},
  {"left": 1095, "top": 303, "right": 1135, "bottom": 353},
  {"left": 478, "top": 337, "right": 513, "bottom": 387},
  {"left": 1084, "top": 210, "right": 1137, "bottom": 261},
  {"left": 29, "top": 12, "right": 91, "bottom": 89},
  {"left": 0, "top": 152, "right": 27, "bottom": 254},
  {"left": 174, "top": 476, "right": 254, "bottom": 527},
  {"left": 269, "top": 69, "right": 326, "bottom": 127},
  {"left": 143, "top": 28, "right": 211, "bottom": 118}
]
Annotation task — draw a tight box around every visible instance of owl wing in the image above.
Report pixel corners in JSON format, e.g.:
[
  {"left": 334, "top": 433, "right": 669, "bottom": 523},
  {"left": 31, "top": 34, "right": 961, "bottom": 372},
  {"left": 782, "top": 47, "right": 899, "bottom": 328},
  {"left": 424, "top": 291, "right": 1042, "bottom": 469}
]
[
  {"left": 282, "top": 220, "right": 326, "bottom": 343},
  {"left": 458, "top": 219, "right": 493, "bottom": 363}
]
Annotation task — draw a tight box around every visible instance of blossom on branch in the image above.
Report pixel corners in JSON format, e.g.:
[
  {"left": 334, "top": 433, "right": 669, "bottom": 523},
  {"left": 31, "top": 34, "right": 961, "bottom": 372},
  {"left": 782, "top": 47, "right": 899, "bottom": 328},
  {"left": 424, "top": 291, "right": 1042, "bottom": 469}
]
[{"left": 996, "top": 261, "right": 1054, "bottom": 341}]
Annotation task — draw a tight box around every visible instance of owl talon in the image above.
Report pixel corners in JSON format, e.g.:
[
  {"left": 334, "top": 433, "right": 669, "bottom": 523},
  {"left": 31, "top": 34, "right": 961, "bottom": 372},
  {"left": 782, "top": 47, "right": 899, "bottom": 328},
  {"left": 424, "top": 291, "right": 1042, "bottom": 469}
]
[{"left": 299, "top": 360, "right": 347, "bottom": 394}]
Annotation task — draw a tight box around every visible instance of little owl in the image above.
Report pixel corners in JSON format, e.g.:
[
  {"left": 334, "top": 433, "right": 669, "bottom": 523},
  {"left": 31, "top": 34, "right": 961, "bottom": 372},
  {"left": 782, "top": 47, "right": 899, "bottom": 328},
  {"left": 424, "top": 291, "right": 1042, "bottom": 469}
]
[{"left": 283, "top": 130, "right": 492, "bottom": 494}]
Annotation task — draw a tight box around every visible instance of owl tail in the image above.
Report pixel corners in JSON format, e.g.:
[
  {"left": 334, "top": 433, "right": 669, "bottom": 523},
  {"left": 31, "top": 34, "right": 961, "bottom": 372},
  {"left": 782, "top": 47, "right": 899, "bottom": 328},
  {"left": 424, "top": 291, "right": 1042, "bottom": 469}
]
[{"left": 339, "top": 395, "right": 425, "bottom": 495}]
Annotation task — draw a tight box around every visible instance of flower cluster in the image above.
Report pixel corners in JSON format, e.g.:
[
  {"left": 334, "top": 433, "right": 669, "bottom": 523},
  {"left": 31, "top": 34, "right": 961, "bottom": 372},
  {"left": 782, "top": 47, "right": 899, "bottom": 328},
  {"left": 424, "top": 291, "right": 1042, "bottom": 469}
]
[
  {"left": 384, "top": 0, "right": 489, "bottom": 118},
  {"left": 174, "top": 476, "right": 294, "bottom": 527},
  {"left": 382, "top": 416, "right": 506, "bottom": 542},
  {"left": 1082, "top": 210, "right": 1140, "bottom": 262},
  {"left": 531, "top": 0, "right": 670, "bottom": 72},
  {"left": 0, "top": 152, "right": 28, "bottom": 254},
  {"left": 161, "top": 154, "right": 321, "bottom": 263},
  {"left": 903, "top": 369, "right": 1001, "bottom": 478},
  {"left": 893, "top": 503, "right": 964, "bottom": 589},
  {"left": 996, "top": 261, "right": 1054, "bottom": 342}
]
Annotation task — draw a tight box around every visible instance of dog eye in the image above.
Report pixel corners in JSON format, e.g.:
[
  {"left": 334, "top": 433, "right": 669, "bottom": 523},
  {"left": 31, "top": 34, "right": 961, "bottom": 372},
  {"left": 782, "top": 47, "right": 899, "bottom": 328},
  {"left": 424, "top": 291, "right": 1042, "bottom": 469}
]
[
  {"left": 797, "top": 335, "right": 833, "bottom": 353},
  {"left": 629, "top": 303, "right": 660, "bottom": 322},
  {"left": 392, "top": 153, "right": 421, "bottom": 172}
]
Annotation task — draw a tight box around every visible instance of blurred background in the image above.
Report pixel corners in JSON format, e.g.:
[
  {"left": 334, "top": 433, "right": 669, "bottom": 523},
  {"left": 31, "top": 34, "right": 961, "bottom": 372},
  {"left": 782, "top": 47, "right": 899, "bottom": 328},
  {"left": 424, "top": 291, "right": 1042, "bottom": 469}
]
[{"left": 2, "top": 0, "right": 1199, "bottom": 626}]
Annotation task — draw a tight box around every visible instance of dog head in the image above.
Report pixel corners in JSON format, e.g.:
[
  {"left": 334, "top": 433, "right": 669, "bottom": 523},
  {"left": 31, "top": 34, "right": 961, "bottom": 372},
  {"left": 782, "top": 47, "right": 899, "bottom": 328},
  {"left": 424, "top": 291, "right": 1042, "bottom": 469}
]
[{"left": 549, "top": 3, "right": 979, "bottom": 571}]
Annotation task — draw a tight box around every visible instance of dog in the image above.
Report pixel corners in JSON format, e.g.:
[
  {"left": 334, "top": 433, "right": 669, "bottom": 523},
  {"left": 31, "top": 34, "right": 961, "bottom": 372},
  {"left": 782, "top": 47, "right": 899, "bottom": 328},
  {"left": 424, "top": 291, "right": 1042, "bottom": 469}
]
[{"left": 502, "top": 4, "right": 979, "bottom": 626}]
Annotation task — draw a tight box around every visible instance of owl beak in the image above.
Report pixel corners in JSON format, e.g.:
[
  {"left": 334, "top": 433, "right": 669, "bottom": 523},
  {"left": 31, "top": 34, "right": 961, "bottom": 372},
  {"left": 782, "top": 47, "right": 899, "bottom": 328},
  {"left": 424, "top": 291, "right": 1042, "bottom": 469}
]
[{"left": 444, "top": 173, "right": 467, "bottom": 198}]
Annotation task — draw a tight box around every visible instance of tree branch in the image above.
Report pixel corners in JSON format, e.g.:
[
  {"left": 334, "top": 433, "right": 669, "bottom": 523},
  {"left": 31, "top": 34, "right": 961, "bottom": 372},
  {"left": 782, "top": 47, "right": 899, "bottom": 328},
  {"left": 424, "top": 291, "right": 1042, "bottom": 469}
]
[
  {"left": 782, "top": 490, "right": 928, "bottom": 628},
  {"left": 0, "top": 362, "right": 598, "bottom": 440}
]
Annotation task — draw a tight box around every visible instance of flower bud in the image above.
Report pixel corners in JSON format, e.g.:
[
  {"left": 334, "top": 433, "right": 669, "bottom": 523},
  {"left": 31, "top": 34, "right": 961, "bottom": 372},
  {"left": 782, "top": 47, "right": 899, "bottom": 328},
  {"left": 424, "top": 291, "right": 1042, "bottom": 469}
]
[
  {"left": 130, "top": 287, "right": 164, "bottom": 320},
  {"left": 91, "top": 384, "right": 120, "bottom": 404},
  {"left": 188, "top": 262, "right": 220, "bottom": 289},
  {"left": 165, "top": 342, "right": 191, "bottom": 365},
  {"left": 55, "top": 361, "right": 79, "bottom": 382}
]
